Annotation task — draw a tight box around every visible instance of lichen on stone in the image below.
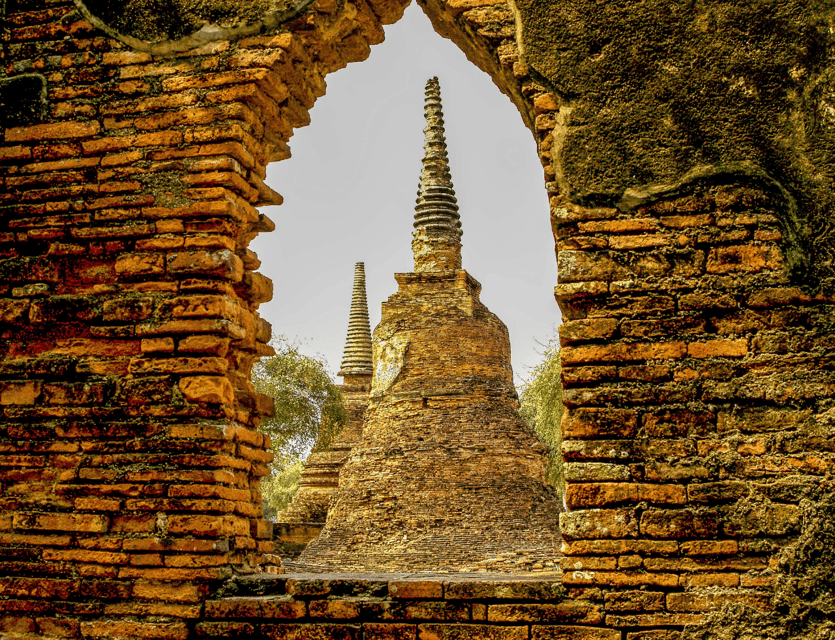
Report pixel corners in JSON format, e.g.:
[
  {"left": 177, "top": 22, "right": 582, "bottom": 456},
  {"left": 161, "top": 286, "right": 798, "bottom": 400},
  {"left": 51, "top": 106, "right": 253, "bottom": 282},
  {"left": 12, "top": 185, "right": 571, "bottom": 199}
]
[{"left": 684, "top": 491, "right": 835, "bottom": 640}]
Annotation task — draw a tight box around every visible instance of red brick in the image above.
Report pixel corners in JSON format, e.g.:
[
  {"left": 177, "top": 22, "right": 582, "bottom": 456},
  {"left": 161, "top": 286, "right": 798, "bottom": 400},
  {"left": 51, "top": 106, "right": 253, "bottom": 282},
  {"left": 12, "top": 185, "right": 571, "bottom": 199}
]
[
  {"left": 80, "top": 620, "right": 189, "bottom": 639},
  {"left": 6, "top": 121, "right": 100, "bottom": 142},
  {"left": 12, "top": 513, "right": 108, "bottom": 533},
  {"left": 179, "top": 376, "right": 235, "bottom": 405},
  {"left": 687, "top": 339, "right": 747, "bottom": 358},
  {"left": 562, "top": 342, "right": 686, "bottom": 364}
]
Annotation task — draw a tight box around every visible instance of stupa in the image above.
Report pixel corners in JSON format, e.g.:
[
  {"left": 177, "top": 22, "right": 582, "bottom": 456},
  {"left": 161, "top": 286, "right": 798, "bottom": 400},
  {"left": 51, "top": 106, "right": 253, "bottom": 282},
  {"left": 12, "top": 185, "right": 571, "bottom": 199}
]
[
  {"left": 299, "top": 77, "right": 562, "bottom": 573},
  {"left": 273, "top": 263, "right": 373, "bottom": 554}
]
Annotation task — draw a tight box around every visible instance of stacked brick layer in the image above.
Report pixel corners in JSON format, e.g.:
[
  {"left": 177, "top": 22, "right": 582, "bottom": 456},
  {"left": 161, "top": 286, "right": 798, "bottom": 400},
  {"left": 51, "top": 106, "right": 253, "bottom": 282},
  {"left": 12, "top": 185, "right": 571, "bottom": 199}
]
[
  {"left": 300, "top": 270, "right": 562, "bottom": 573},
  {"left": 276, "top": 378, "right": 371, "bottom": 527},
  {"left": 0, "top": 0, "right": 409, "bottom": 634},
  {"left": 198, "top": 572, "right": 772, "bottom": 639},
  {"left": 554, "top": 184, "right": 835, "bottom": 601},
  {"left": 0, "top": 0, "right": 831, "bottom": 635}
]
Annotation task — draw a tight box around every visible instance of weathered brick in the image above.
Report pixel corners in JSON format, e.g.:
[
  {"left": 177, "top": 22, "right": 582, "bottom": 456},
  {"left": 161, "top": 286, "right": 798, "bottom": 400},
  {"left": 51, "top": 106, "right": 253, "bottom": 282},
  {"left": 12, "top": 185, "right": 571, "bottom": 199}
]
[
  {"left": 640, "top": 509, "right": 719, "bottom": 539},
  {"left": 687, "top": 339, "right": 747, "bottom": 358},
  {"left": 562, "top": 408, "right": 638, "bottom": 439},
  {"left": 364, "top": 623, "right": 417, "bottom": 640},
  {"left": 12, "top": 513, "right": 108, "bottom": 533},
  {"left": 179, "top": 376, "right": 235, "bottom": 405},
  {"left": 261, "top": 623, "right": 362, "bottom": 640},
  {"left": 560, "top": 509, "right": 639, "bottom": 539},
  {"left": 6, "top": 121, "right": 100, "bottom": 142},
  {"left": 418, "top": 624, "right": 526, "bottom": 640},
  {"left": 0, "top": 380, "right": 41, "bottom": 405},
  {"left": 706, "top": 245, "right": 782, "bottom": 273},
  {"left": 116, "top": 252, "right": 166, "bottom": 277},
  {"left": 167, "top": 250, "right": 244, "bottom": 282},
  {"left": 562, "top": 342, "right": 686, "bottom": 365},
  {"left": 79, "top": 620, "right": 189, "bottom": 639},
  {"left": 531, "top": 626, "right": 621, "bottom": 639},
  {"left": 566, "top": 483, "right": 687, "bottom": 508},
  {"left": 488, "top": 602, "right": 602, "bottom": 624}
]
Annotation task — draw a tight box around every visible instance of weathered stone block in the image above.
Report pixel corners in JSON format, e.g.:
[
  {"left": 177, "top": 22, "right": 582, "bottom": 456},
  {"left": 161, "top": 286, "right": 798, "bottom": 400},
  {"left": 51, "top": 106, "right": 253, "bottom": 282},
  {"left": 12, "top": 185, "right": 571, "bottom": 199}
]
[
  {"left": 560, "top": 509, "right": 639, "bottom": 539},
  {"left": 179, "top": 376, "right": 235, "bottom": 405},
  {"left": 167, "top": 250, "right": 244, "bottom": 282},
  {"left": 418, "top": 624, "right": 527, "bottom": 640},
  {"left": 562, "top": 408, "right": 638, "bottom": 439},
  {"left": 640, "top": 509, "right": 719, "bottom": 539}
]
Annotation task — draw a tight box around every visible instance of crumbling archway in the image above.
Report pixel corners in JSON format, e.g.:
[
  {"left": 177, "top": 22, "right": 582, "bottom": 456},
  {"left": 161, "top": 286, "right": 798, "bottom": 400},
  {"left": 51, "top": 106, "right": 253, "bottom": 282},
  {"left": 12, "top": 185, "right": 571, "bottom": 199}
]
[{"left": 1, "top": 0, "right": 833, "bottom": 637}]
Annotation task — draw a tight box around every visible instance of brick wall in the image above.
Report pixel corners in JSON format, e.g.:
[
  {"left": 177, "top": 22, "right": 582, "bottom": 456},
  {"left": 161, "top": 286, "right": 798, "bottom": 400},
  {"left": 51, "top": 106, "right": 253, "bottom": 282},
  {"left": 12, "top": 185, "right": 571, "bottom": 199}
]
[
  {"left": 0, "top": 0, "right": 408, "bottom": 635},
  {"left": 1, "top": 0, "right": 832, "bottom": 637}
]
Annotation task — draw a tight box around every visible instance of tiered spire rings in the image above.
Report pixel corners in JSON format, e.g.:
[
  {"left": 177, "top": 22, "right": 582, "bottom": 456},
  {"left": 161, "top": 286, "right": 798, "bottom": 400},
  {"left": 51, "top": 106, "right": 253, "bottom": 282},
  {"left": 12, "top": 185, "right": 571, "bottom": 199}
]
[
  {"left": 338, "top": 262, "right": 373, "bottom": 377},
  {"left": 414, "top": 77, "right": 461, "bottom": 235}
]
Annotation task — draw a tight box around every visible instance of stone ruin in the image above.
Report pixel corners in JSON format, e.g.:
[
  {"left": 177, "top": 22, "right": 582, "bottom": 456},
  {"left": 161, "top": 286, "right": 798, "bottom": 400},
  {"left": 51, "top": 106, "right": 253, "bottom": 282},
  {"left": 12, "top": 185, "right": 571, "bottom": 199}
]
[
  {"left": 1, "top": 0, "right": 834, "bottom": 638},
  {"left": 298, "top": 78, "right": 562, "bottom": 573},
  {"left": 274, "top": 261, "right": 373, "bottom": 557}
]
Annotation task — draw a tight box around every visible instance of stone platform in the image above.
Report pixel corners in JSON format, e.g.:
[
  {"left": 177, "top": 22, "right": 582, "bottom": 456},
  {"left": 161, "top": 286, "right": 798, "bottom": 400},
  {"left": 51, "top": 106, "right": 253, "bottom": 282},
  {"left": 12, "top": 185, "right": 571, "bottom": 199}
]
[{"left": 199, "top": 571, "right": 615, "bottom": 640}]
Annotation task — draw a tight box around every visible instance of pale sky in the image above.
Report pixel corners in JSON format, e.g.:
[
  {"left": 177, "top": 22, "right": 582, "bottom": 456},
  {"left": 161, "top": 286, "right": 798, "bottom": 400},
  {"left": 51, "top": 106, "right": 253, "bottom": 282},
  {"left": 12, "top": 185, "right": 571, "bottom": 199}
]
[{"left": 252, "top": 2, "right": 561, "bottom": 387}]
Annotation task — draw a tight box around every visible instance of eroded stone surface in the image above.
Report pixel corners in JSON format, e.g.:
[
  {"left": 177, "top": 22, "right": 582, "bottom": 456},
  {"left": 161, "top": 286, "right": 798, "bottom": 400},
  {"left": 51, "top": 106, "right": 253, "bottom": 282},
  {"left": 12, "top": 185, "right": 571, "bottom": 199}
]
[{"left": 298, "top": 81, "right": 562, "bottom": 573}]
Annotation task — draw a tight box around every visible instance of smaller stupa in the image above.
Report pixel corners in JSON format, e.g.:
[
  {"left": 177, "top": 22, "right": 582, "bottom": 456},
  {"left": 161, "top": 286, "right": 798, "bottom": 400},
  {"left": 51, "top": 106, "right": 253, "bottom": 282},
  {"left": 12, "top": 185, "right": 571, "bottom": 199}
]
[
  {"left": 299, "top": 78, "right": 562, "bottom": 573},
  {"left": 273, "top": 263, "right": 373, "bottom": 554}
]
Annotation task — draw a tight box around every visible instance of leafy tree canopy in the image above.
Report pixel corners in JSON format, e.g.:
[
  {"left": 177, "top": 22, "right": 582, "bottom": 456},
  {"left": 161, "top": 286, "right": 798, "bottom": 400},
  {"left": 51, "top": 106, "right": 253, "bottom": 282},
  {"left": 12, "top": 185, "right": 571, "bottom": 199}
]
[
  {"left": 252, "top": 335, "right": 348, "bottom": 519},
  {"left": 519, "top": 329, "right": 564, "bottom": 498}
]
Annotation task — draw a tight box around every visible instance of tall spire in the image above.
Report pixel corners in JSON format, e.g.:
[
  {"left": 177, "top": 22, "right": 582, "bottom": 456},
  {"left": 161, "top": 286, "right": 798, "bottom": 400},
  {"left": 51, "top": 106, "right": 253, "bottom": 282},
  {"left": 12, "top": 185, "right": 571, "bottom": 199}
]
[
  {"left": 412, "top": 77, "right": 463, "bottom": 273},
  {"left": 338, "top": 262, "right": 373, "bottom": 378}
]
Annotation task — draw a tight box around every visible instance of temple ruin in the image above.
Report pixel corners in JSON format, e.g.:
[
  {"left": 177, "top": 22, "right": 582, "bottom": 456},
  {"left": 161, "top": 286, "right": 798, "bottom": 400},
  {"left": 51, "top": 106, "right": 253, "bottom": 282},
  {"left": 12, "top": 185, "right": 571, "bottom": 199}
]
[
  {"left": 1, "top": 0, "right": 833, "bottom": 637},
  {"left": 273, "top": 261, "right": 373, "bottom": 557},
  {"left": 298, "top": 78, "right": 562, "bottom": 573}
]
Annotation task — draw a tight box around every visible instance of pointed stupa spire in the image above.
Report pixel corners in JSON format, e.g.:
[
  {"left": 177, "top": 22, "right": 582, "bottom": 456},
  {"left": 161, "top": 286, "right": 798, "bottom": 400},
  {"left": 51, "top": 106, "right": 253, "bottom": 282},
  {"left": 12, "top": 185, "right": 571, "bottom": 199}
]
[
  {"left": 412, "top": 77, "right": 463, "bottom": 273},
  {"left": 338, "top": 262, "right": 373, "bottom": 378}
]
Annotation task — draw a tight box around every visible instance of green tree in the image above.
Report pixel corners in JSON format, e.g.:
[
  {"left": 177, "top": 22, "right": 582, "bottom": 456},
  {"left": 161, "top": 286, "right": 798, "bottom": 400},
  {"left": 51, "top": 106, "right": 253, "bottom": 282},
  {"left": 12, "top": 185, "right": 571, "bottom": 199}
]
[
  {"left": 252, "top": 335, "right": 348, "bottom": 520},
  {"left": 519, "top": 330, "right": 565, "bottom": 498}
]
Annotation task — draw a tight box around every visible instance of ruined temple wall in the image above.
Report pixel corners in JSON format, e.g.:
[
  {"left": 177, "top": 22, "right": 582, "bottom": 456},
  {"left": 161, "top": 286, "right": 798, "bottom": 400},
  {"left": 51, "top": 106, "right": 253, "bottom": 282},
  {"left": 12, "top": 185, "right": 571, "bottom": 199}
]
[
  {"left": 554, "top": 183, "right": 835, "bottom": 629},
  {"left": 0, "top": 0, "right": 833, "bottom": 637},
  {"left": 275, "top": 378, "right": 371, "bottom": 529},
  {"left": 0, "top": 0, "right": 410, "bottom": 634}
]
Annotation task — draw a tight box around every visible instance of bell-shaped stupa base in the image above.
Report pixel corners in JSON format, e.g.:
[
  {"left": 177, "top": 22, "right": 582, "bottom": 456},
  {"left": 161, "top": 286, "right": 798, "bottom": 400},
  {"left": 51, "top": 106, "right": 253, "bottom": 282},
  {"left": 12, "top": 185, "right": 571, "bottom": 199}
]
[{"left": 298, "top": 270, "right": 562, "bottom": 573}]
